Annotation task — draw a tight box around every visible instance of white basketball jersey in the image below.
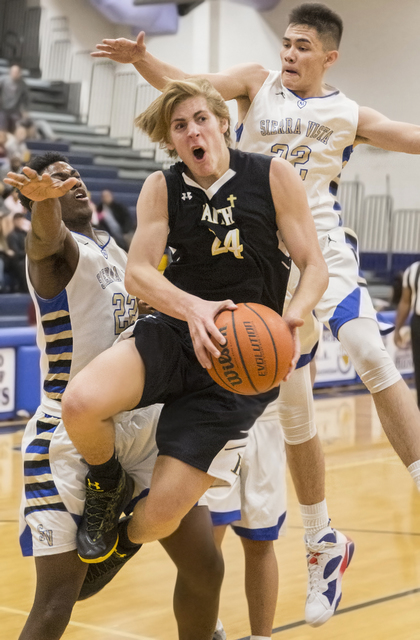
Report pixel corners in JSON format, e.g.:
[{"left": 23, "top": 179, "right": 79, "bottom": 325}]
[
  {"left": 28, "top": 231, "right": 137, "bottom": 416},
  {"left": 235, "top": 70, "right": 359, "bottom": 233}
]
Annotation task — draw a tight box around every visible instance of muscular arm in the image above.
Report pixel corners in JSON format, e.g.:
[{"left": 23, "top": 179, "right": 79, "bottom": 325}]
[
  {"left": 270, "top": 157, "right": 328, "bottom": 353},
  {"left": 125, "top": 172, "right": 236, "bottom": 367},
  {"left": 92, "top": 31, "right": 268, "bottom": 109},
  {"left": 356, "top": 106, "right": 420, "bottom": 152}
]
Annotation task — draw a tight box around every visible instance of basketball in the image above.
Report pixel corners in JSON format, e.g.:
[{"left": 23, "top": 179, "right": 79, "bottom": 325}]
[{"left": 208, "top": 302, "right": 294, "bottom": 395}]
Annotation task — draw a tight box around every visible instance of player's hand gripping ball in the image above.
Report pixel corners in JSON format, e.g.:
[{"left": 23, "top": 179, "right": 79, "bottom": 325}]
[{"left": 208, "top": 302, "right": 294, "bottom": 395}]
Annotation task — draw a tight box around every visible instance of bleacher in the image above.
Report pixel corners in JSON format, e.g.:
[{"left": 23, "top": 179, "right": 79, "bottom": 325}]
[
  {"left": 25, "top": 110, "right": 163, "bottom": 221},
  {"left": 0, "top": 68, "right": 165, "bottom": 325},
  {"left": 2, "top": 63, "right": 420, "bottom": 327},
  {"left": 337, "top": 180, "right": 420, "bottom": 284}
]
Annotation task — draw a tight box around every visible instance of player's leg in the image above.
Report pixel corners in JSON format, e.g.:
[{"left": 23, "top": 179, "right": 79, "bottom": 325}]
[
  {"left": 213, "top": 523, "right": 228, "bottom": 548},
  {"left": 19, "top": 552, "right": 87, "bottom": 640},
  {"left": 234, "top": 418, "right": 285, "bottom": 639},
  {"left": 278, "top": 271, "right": 328, "bottom": 511},
  {"left": 338, "top": 317, "right": 420, "bottom": 469},
  {"left": 62, "top": 338, "right": 146, "bottom": 562},
  {"left": 207, "top": 417, "right": 286, "bottom": 639},
  {"left": 19, "top": 413, "right": 90, "bottom": 639},
  {"left": 280, "top": 259, "right": 353, "bottom": 627},
  {"left": 127, "top": 455, "right": 216, "bottom": 543},
  {"left": 279, "top": 364, "right": 326, "bottom": 505},
  {"left": 240, "top": 538, "right": 278, "bottom": 639},
  {"left": 62, "top": 338, "right": 146, "bottom": 464},
  {"left": 160, "top": 506, "right": 224, "bottom": 640}
]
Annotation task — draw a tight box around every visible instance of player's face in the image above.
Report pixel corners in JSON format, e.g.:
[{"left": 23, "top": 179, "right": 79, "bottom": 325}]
[
  {"left": 43, "top": 161, "right": 92, "bottom": 223},
  {"left": 280, "top": 25, "right": 335, "bottom": 98},
  {"left": 166, "top": 96, "right": 230, "bottom": 188}
]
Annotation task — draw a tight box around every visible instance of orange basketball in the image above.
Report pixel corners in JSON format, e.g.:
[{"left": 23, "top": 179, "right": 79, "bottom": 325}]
[{"left": 208, "top": 302, "right": 294, "bottom": 395}]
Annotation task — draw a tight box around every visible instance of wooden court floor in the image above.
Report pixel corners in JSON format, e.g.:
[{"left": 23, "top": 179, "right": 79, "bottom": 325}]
[{"left": 2, "top": 387, "right": 420, "bottom": 639}]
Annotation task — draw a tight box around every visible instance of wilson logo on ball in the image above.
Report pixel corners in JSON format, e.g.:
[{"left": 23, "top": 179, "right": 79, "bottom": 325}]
[
  {"left": 218, "top": 326, "right": 243, "bottom": 388},
  {"left": 208, "top": 302, "right": 293, "bottom": 395}
]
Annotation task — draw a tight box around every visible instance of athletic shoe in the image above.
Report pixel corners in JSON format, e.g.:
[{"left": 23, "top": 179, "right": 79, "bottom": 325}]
[
  {"left": 77, "top": 466, "right": 134, "bottom": 563},
  {"left": 78, "top": 516, "right": 141, "bottom": 600},
  {"left": 304, "top": 527, "right": 354, "bottom": 627},
  {"left": 212, "top": 630, "right": 227, "bottom": 640}
]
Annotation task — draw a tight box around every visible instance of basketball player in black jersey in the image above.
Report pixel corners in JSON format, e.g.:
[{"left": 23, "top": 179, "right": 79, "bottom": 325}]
[{"left": 62, "top": 80, "right": 327, "bottom": 639}]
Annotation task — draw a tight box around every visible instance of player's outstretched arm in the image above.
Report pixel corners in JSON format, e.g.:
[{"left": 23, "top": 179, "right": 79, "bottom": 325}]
[
  {"left": 4, "top": 166, "right": 77, "bottom": 262},
  {"left": 270, "top": 158, "right": 328, "bottom": 371},
  {"left": 357, "top": 106, "right": 420, "bottom": 153},
  {"left": 125, "top": 172, "right": 236, "bottom": 368},
  {"left": 92, "top": 31, "right": 267, "bottom": 102}
]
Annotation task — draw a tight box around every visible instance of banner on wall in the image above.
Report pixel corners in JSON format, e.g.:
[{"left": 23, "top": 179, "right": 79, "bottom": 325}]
[
  {"left": 0, "top": 348, "right": 15, "bottom": 413},
  {"left": 382, "top": 328, "right": 413, "bottom": 375},
  {"left": 314, "top": 328, "right": 356, "bottom": 385},
  {"left": 314, "top": 322, "right": 413, "bottom": 387}
]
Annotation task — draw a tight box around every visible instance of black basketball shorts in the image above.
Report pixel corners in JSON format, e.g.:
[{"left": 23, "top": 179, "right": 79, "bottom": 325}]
[{"left": 132, "top": 313, "right": 279, "bottom": 482}]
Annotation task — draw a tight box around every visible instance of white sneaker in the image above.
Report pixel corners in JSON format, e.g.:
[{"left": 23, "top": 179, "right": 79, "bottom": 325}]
[
  {"left": 213, "top": 629, "right": 227, "bottom": 640},
  {"left": 304, "top": 527, "right": 354, "bottom": 627}
]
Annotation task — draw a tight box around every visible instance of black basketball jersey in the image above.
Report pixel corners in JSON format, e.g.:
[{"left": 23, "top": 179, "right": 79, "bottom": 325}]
[{"left": 164, "top": 148, "right": 291, "bottom": 316}]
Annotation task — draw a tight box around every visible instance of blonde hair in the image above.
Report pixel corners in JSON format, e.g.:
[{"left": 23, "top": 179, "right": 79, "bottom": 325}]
[{"left": 135, "top": 77, "right": 231, "bottom": 158}]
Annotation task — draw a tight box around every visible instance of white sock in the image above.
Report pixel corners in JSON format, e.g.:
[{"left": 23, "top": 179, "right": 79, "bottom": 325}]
[
  {"left": 300, "top": 499, "right": 330, "bottom": 540},
  {"left": 408, "top": 460, "right": 420, "bottom": 491},
  {"left": 250, "top": 636, "right": 271, "bottom": 640},
  {"left": 215, "top": 618, "right": 224, "bottom": 632}
]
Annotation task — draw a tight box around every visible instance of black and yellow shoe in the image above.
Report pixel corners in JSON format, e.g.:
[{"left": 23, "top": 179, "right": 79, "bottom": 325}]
[
  {"left": 78, "top": 516, "right": 141, "bottom": 600},
  {"left": 77, "top": 466, "right": 134, "bottom": 563}
]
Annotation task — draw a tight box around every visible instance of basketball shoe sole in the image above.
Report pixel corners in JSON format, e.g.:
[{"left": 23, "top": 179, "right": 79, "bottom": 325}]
[{"left": 78, "top": 516, "right": 141, "bottom": 600}]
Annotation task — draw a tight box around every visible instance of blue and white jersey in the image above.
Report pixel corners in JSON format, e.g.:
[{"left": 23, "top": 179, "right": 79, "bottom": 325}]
[
  {"left": 27, "top": 230, "right": 137, "bottom": 416},
  {"left": 235, "top": 70, "right": 359, "bottom": 234}
]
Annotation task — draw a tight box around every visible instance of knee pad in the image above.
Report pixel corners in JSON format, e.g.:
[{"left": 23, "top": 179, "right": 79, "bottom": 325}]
[
  {"left": 277, "top": 364, "right": 317, "bottom": 444},
  {"left": 338, "top": 318, "right": 401, "bottom": 393}
]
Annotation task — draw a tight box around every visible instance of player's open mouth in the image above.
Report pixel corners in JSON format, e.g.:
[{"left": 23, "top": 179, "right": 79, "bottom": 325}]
[
  {"left": 193, "top": 147, "right": 205, "bottom": 160},
  {"left": 75, "top": 189, "right": 88, "bottom": 201}
]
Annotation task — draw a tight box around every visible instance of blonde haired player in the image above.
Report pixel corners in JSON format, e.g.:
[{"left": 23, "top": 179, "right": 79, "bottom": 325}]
[
  {"left": 91, "top": 2, "right": 420, "bottom": 632},
  {"left": 61, "top": 77, "right": 328, "bottom": 640}
]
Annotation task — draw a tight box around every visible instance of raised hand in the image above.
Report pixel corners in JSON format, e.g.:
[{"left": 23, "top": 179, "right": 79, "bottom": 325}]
[
  {"left": 4, "top": 167, "right": 78, "bottom": 202},
  {"left": 92, "top": 31, "right": 146, "bottom": 65}
]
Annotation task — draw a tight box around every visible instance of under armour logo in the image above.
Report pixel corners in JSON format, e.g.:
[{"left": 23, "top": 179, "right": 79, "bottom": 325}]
[
  {"left": 87, "top": 479, "right": 103, "bottom": 491},
  {"left": 297, "top": 99, "right": 307, "bottom": 109},
  {"left": 37, "top": 524, "right": 54, "bottom": 547},
  {"left": 182, "top": 192, "right": 192, "bottom": 200}
]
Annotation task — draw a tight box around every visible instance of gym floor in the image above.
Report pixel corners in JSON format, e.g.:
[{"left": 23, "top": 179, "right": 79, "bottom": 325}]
[{"left": 1, "top": 387, "right": 420, "bottom": 640}]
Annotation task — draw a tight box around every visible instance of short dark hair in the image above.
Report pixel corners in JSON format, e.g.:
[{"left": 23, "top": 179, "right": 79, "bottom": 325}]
[
  {"left": 18, "top": 151, "right": 69, "bottom": 210},
  {"left": 288, "top": 3, "right": 343, "bottom": 50}
]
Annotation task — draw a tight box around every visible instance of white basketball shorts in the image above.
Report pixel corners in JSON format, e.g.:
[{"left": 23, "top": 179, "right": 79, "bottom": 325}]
[
  {"left": 19, "top": 404, "right": 162, "bottom": 557},
  {"left": 205, "top": 400, "right": 287, "bottom": 541},
  {"left": 285, "top": 227, "right": 378, "bottom": 362}
]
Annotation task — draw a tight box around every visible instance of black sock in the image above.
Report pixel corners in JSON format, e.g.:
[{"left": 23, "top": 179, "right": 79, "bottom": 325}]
[
  {"left": 87, "top": 451, "right": 121, "bottom": 491},
  {"left": 118, "top": 517, "right": 141, "bottom": 550}
]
